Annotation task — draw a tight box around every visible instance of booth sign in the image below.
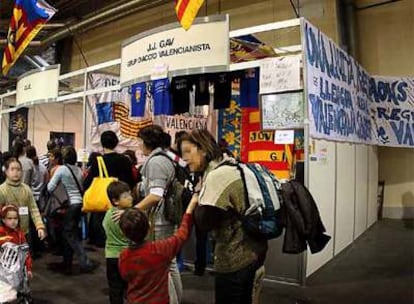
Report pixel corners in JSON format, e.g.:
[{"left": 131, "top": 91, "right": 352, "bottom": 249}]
[
  {"left": 16, "top": 65, "right": 60, "bottom": 107},
  {"left": 120, "top": 15, "right": 229, "bottom": 87}
]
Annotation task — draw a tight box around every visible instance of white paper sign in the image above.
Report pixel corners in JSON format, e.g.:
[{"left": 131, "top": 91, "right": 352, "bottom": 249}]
[
  {"left": 274, "top": 130, "right": 295, "bottom": 144},
  {"left": 151, "top": 63, "right": 169, "bottom": 80},
  {"left": 77, "top": 148, "right": 90, "bottom": 163},
  {"left": 18, "top": 206, "right": 29, "bottom": 216},
  {"left": 260, "top": 55, "right": 301, "bottom": 94}
]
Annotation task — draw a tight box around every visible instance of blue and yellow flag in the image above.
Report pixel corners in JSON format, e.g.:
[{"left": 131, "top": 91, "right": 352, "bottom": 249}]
[{"left": 2, "top": 0, "right": 56, "bottom": 76}]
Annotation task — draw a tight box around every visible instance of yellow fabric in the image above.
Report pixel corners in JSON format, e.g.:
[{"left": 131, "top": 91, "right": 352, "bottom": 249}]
[
  {"left": 175, "top": 0, "right": 204, "bottom": 30},
  {"left": 82, "top": 156, "right": 117, "bottom": 212}
]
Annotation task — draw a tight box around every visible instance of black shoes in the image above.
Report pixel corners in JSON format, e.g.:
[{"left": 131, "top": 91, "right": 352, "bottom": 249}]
[{"left": 79, "top": 260, "right": 100, "bottom": 274}]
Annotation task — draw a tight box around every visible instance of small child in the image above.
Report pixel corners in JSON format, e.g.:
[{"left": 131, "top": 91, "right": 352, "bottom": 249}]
[
  {"left": 103, "top": 181, "right": 133, "bottom": 304},
  {"left": 119, "top": 193, "right": 198, "bottom": 304},
  {"left": 0, "top": 204, "right": 33, "bottom": 279}
]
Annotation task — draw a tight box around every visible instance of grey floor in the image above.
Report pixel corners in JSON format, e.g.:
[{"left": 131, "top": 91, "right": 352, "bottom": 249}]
[{"left": 29, "top": 219, "right": 414, "bottom": 304}]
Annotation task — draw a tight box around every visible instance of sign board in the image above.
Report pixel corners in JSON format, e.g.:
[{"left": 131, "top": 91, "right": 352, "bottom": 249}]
[
  {"left": 16, "top": 65, "right": 60, "bottom": 106},
  {"left": 259, "top": 55, "right": 301, "bottom": 94},
  {"left": 120, "top": 15, "right": 229, "bottom": 87}
]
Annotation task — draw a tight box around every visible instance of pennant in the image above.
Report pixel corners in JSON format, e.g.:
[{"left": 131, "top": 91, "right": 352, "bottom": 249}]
[
  {"left": 96, "top": 102, "right": 114, "bottom": 125},
  {"left": 175, "top": 0, "right": 204, "bottom": 30},
  {"left": 130, "top": 82, "right": 147, "bottom": 117},
  {"left": 113, "top": 102, "right": 152, "bottom": 139},
  {"left": 2, "top": 0, "right": 56, "bottom": 76}
]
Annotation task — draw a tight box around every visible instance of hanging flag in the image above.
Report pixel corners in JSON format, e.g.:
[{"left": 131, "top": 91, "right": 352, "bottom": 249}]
[
  {"left": 130, "top": 82, "right": 147, "bottom": 117},
  {"left": 2, "top": 0, "right": 56, "bottom": 76},
  {"left": 175, "top": 0, "right": 204, "bottom": 30},
  {"left": 113, "top": 102, "right": 152, "bottom": 139},
  {"left": 96, "top": 102, "right": 114, "bottom": 125}
]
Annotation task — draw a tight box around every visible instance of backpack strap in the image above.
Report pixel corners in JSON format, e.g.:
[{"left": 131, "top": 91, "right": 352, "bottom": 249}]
[{"left": 65, "top": 165, "right": 83, "bottom": 196}]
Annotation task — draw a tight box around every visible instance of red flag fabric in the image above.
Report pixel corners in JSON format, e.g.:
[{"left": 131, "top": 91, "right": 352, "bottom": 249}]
[{"left": 175, "top": 0, "right": 204, "bottom": 30}]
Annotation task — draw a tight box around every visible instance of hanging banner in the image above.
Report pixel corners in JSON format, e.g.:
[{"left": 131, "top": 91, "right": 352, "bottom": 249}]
[
  {"left": 9, "top": 107, "right": 28, "bottom": 150},
  {"left": 120, "top": 15, "right": 229, "bottom": 87},
  {"left": 241, "top": 108, "right": 294, "bottom": 180},
  {"left": 259, "top": 55, "right": 301, "bottom": 94},
  {"left": 157, "top": 114, "right": 208, "bottom": 144},
  {"left": 370, "top": 76, "right": 414, "bottom": 148},
  {"left": 302, "top": 19, "right": 373, "bottom": 144},
  {"left": 217, "top": 95, "right": 242, "bottom": 159},
  {"left": 88, "top": 73, "right": 152, "bottom": 151}
]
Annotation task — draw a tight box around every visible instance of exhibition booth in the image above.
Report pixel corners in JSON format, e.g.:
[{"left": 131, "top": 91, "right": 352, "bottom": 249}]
[{"left": 1, "top": 14, "right": 412, "bottom": 284}]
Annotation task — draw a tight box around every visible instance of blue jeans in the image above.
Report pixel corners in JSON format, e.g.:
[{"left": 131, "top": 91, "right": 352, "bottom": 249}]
[{"left": 62, "top": 204, "right": 90, "bottom": 268}]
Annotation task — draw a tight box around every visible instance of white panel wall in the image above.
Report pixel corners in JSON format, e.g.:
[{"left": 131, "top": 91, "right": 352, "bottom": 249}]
[
  {"left": 334, "top": 143, "right": 356, "bottom": 255},
  {"left": 1, "top": 114, "right": 9, "bottom": 152},
  {"left": 367, "top": 146, "right": 379, "bottom": 227},
  {"left": 354, "top": 144, "right": 369, "bottom": 239},
  {"left": 307, "top": 140, "right": 336, "bottom": 276}
]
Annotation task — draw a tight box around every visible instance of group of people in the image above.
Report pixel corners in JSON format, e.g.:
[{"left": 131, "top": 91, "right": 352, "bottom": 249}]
[{"left": 0, "top": 126, "right": 268, "bottom": 304}]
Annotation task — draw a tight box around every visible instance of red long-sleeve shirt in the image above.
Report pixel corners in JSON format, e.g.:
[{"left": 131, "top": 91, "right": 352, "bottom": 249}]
[
  {"left": 0, "top": 225, "right": 32, "bottom": 272},
  {"left": 119, "top": 214, "right": 193, "bottom": 304}
]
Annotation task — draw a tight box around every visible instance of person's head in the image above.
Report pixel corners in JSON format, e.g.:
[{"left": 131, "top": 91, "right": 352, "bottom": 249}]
[
  {"left": 107, "top": 181, "right": 133, "bottom": 209},
  {"left": 23, "top": 139, "right": 31, "bottom": 147},
  {"left": 174, "top": 131, "right": 188, "bottom": 157},
  {"left": 4, "top": 158, "right": 23, "bottom": 182},
  {"left": 46, "top": 140, "right": 57, "bottom": 152},
  {"left": 180, "top": 129, "right": 222, "bottom": 172},
  {"left": 137, "top": 125, "right": 166, "bottom": 156},
  {"left": 123, "top": 150, "right": 137, "bottom": 166},
  {"left": 26, "top": 145, "right": 39, "bottom": 165},
  {"left": 119, "top": 208, "right": 149, "bottom": 244},
  {"left": 49, "top": 148, "right": 63, "bottom": 166},
  {"left": 101, "top": 131, "right": 119, "bottom": 151},
  {"left": 1, "top": 204, "right": 19, "bottom": 230},
  {"left": 12, "top": 140, "right": 25, "bottom": 158},
  {"left": 62, "top": 146, "right": 77, "bottom": 165},
  {"left": 2, "top": 151, "right": 13, "bottom": 165}
]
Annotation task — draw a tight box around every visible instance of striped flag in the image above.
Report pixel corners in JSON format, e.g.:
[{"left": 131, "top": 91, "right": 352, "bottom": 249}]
[
  {"left": 175, "top": 0, "right": 204, "bottom": 30},
  {"left": 2, "top": 0, "right": 56, "bottom": 76},
  {"left": 113, "top": 102, "right": 152, "bottom": 139}
]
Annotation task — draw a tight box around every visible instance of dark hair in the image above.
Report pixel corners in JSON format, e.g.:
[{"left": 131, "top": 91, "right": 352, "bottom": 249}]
[
  {"left": 2, "top": 151, "right": 13, "bottom": 165},
  {"left": 47, "top": 140, "right": 57, "bottom": 151},
  {"left": 162, "top": 132, "right": 172, "bottom": 149},
  {"left": 26, "top": 146, "right": 39, "bottom": 165},
  {"left": 12, "top": 140, "right": 25, "bottom": 158},
  {"left": 4, "top": 157, "right": 22, "bottom": 170},
  {"left": 50, "top": 148, "right": 63, "bottom": 165},
  {"left": 87, "top": 152, "right": 101, "bottom": 168},
  {"left": 62, "top": 146, "right": 77, "bottom": 165},
  {"left": 107, "top": 181, "right": 131, "bottom": 205},
  {"left": 137, "top": 125, "right": 166, "bottom": 151},
  {"left": 181, "top": 129, "right": 222, "bottom": 165},
  {"left": 175, "top": 131, "right": 188, "bottom": 157},
  {"left": 101, "top": 131, "right": 119, "bottom": 150},
  {"left": 119, "top": 208, "right": 149, "bottom": 244},
  {"left": 123, "top": 150, "right": 137, "bottom": 165},
  {"left": 23, "top": 139, "right": 31, "bottom": 147}
]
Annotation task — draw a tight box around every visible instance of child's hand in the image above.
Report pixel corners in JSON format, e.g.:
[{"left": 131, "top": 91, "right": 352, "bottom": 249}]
[
  {"left": 37, "top": 228, "right": 46, "bottom": 240},
  {"left": 185, "top": 194, "right": 198, "bottom": 214},
  {"left": 112, "top": 209, "right": 125, "bottom": 222},
  {"left": 27, "top": 271, "right": 33, "bottom": 280}
]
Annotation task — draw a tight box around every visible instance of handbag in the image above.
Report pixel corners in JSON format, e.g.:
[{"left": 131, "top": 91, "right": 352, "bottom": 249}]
[{"left": 82, "top": 156, "right": 117, "bottom": 212}]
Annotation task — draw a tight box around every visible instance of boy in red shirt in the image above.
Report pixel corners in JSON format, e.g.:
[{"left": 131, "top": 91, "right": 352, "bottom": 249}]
[
  {"left": 119, "top": 194, "right": 198, "bottom": 304},
  {"left": 0, "top": 204, "right": 33, "bottom": 278}
]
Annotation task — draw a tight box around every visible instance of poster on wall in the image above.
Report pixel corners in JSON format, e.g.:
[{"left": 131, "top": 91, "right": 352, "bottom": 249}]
[
  {"left": 261, "top": 91, "right": 304, "bottom": 129},
  {"left": 50, "top": 132, "right": 75, "bottom": 148},
  {"left": 302, "top": 19, "right": 374, "bottom": 145},
  {"left": 8, "top": 107, "right": 28, "bottom": 150},
  {"left": 369, "top": 76, "right": 414, "bottom": 148}
]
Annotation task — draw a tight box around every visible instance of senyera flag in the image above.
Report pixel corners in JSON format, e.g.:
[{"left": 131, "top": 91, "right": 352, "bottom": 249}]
[
  {"left": 2, "top": 0, "right": 56, "bottom": 76},
  {"left": 175, "top": 0, "right": 204, "bottom": 30}
]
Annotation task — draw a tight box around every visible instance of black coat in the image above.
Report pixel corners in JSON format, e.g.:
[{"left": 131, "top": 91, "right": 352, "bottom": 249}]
[{"left": 280, "top": 180, "right": 331, "bottom": 254}]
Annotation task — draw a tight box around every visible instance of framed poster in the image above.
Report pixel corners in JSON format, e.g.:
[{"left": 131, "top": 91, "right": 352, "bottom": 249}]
[
  {"left": 260, "top": 91, "right": 304, "bottom": 130},
  {"left": 50, "top": 132, "right": 75, "bottom": 148}
]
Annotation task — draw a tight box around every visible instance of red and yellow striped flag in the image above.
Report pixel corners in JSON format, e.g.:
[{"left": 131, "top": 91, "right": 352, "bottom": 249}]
[
  {"left": 113, "top": 102, "right": 152, "bottom": 139},
  {"left": 175, "top": 0, "right": 204, "bottom": 30},
  {"left": 2, "top": 0, "right": 56, "bottom": 76}
]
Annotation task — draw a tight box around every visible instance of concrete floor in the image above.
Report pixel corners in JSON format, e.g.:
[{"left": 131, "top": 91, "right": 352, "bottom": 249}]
[{"left": 28, "top": 219, "right": 414, "bottom": 304}]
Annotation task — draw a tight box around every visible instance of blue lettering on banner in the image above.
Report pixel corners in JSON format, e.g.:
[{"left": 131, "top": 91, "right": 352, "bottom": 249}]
[
  {"left": 390, "top": 121, "right": 414, "bottom": 145},
  {"left": 369, "top": 79, "right": 409, "bottom": 105}
]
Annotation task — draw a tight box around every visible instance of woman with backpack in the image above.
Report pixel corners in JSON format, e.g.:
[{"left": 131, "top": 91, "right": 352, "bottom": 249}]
[
  {"left": 47, "top": 146, "right": 98, "bottom": 275},
  {"left": 179, "top": 129, "right": 268, "bottom": 304}
]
